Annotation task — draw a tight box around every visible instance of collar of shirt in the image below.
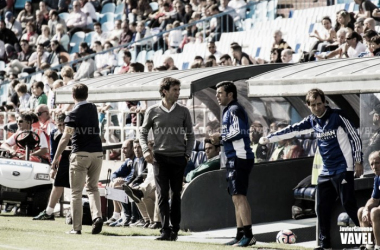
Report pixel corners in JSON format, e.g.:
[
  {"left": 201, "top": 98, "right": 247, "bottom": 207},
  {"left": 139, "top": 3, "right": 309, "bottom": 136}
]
[
  {"left": 160, "top": 100, "right": 177, "bottom": 113},
  {"left": 73, "top": 100, "right": 88, "bottom": 110}
]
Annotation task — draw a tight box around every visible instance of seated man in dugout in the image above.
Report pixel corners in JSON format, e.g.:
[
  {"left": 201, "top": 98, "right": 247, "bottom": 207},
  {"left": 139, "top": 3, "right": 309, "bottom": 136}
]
[
  {"left": 358, "top": 150, "right": 380, "bottom": 250},
  {"left": 1, "top": 113, "right": 48, "bottom": 163},
  {"left": 104, "top": 139, "right": 136, "bottom": 227},
  {"left": 184, "top": 138, "right": 221, "bottom": 184},
  {"left": 249, "top": 121, "right": 268, "bottom": 163}
]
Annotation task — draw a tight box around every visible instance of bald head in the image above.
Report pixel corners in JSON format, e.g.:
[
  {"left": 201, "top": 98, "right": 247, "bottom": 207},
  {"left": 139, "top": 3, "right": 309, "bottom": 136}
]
[
  {"left": 364, "top": 18, "right": 376, "bottom": 31},
  {"left": 281, "top": 49, "right": 293, "bottom": 63},
  {"left": 122, "top": 139, "right": 135, "bottom": 159}
]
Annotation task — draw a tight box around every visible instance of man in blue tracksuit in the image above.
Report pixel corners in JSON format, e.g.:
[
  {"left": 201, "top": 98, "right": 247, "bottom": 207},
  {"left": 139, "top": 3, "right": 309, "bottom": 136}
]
[
  {"left": 260, "top": 88, "right": 363, "bottom": 250},
  {"left": 213, "top": 81, "right": 256, "bottom": 247}
]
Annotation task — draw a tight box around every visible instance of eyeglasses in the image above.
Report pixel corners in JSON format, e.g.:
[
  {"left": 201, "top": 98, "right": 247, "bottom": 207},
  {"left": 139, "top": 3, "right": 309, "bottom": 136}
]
[
  {"left": 17, "top": 120, "right": 23, "bottom": 124},
  {"left": 37, "top": 111, "right": 48, "bottom": 116},
  {"left": 346, "top": 37, "right": 353, "bottom": 40}
]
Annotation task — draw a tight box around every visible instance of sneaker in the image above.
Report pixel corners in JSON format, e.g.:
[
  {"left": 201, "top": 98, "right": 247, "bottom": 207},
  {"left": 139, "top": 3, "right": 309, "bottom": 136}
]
[
  {"left": 33, "top": 210, "right": 55, "bottom": 220},
  {"left": 66, "top": 229, "right": 81, "bottom": 235},
  {"left": 224, "top": 238, "right": 241, "bottom": 246},
  {"left": 149, "top": 222, "right": 162, "bottom": 229},
  {"left": 115, "top": 218, "right": 131, "bottom": 227},
  {"left": 130, "top": 219, "right": 145, "bottom": 227},
  {"left": 233, "top": 235, "right": 256, "bottom": 247},
  {"left": 92, "top": 217, "right": 103, "bottom": 234},
  {"left": 109, "top": 218, "right": 123, "bottom": 227},
  {"left": 155, "top": 231, "right": 172, "bottom": 241},
  {"left": 123, "top": 185, "right": 143, "bottom": 203},
  {"left": 104, "top": 217, "right": 118, "bottom": 225}
]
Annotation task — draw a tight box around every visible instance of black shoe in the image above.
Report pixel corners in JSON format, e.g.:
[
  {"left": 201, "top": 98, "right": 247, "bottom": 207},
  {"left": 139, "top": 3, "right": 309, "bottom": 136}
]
[
  {"left": 233, "top": 235, "right": 256, "bottom": 247},
  {"left": 92, "top": 217, "right": 103, "bottom": 234},
  {"left": 155, "top": 231, "right": 172, "bottom": 241},
  {"left": 143, "top": 221, "right": 151, "bottom": 228},
  {"left": 123, "top": 185, "right": 143, "bottom": 203},
  {"left": 33, "top": 210, "right": 55, "bottom": 220},
  {"left": 224, "top": 238, "right": 241, "bottom": 245},
  {"left": 170, "top": 231, "right": 178, "bottom": 241},
  {"left": 130, "top": 219, "right": 145, "bottom": 227},
  {"left": 66, "top": 229, "right": 81, "bottom": 235},
  {"left": 149, "top": 222, "right": 162, "bottom": 229}
]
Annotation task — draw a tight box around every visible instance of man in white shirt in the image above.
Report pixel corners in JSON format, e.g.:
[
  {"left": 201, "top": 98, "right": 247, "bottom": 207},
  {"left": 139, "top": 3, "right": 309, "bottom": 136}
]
[
  {"left": 5, "top": 12, "right": 22, "bottom": 40},
  {"left": 205, "top": 41, "right": 222, "bottom": 62},
  {"left": 92, "top": 22, "right": 110, "bottom": 45},
  {"left": 80, "top": 0, "right": 97, "bottom": 22},
  {"left": 66, "top": 0, "right": 88, "bottom": 37}
]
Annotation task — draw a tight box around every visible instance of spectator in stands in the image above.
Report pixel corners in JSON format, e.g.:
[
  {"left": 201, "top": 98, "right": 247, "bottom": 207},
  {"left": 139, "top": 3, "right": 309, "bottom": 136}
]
[
  {"left": 133, "top": 21, "right": 152, "bottom": 52},
  {"left": 119, "top": 20, "right": 134, "bottom": 45},
  {"left": 36, "top": 25, "right": 51, "bottom": 47},
  {"left": 232, "top": 44, "right": 253, "bottom": 65},
  {"left": 269, "top": 121, "right": 288, "bottom": 161},
  {"left": 272, "top": 30, "right": 292, "bottom": 50},
  {"left": 316, "top": 29, "right": 347, "bottom": 60},
  {"left": 36, "top": 104, "right": 56, "bottom": 145},
  {"left": 43, "top": 69, "right": 59, "bottom": 109},
  {"left": 22, "top": 43, "right": 49, "bottom": 73},
  {"left": 106, "top": 20, "right": 123, "bottom": 47},
  {"left": 38, "top": 2, "right": 49, "bottom": 22},
  {"left": 185, "top": 138, "right": 220, "bottom": 183},
  {"left": 58, "top": 0, "right": 70, "bottom": 13},
  {"left": 168, "top": 21, "right": 183, "bottom": 50},
  {"left": 41, "top": 40, "right": 69, "bottom": 70},
  {"left": 371, "top": 36, "right": 380, "bottom": 56},
  {"left": 52, "top": 24, "right": 70, "bottom": 52},
  {"left": 357, "top": 150, "right": 380, "bottom": 250},
  {"left": 74, "top": 51, "right": 96, "bottom": 80},
  {"left": 15, "top": 83, "right": 30, "bottom": 111},
  {"left": 354, "top": 20, "right": 365, "bottom": 37},
  {"left": 362, "top": 30, "right": 378, "bottom": 56},
  {"left": 269, "top": 48, "right": 283, "bottom": 63},
  {"left": 135, "top": 0, "right": 153, "bottom": 21},
  {"left": 118, "top": 50, "right": 132, "bottom": 74},
  {"left": 206, "top": 55, "right": 217, "bottom": 67},
  {"left": 145, "top": 60, "right": 154, "bottom": 72},
  {"left": 310, "top": 16, "right": 336, "bottom": 53},
  {"left": 33, "top": 113, "right": 71, "bottom": 221},
  {"left": 79, "top": 42, "right": 93, "bottom": 54},
  {"left": 219, "top": 0, "right": 235, "bottom": 19},
  {"left": 92, "top": 22, "right": 110, "bottom": 46},
  {"left": 1, "top": 113, "right": 48, "bottom": 162},
  {"left": 249, "top": 121, "right": 267, "bottom": 163},
  {"left": 335, "top": 10, "right": 354, "bottom": 33},
  {"left": 344, "top": 31, "right": 367, "bottom": 57},
  {"left": 364, "top": 17, "right": 377, "bottom": 33},
  {"left": 281, "top": 49, "right": 293, "bottom": 63},
  {"left": 128, "top": 62, "right": 145, "bottom": 73},
  {"left": 354, "top": 0, "right": 380, "bottom": 23},
  {"left": 206, "top": 41, "right": 222, "bottom": 62},
  {"left": 150, "top": 2, "right": 174, "bottom": 30},
  {"left": 0, "top": 20, "right": 19, "bottom": 61},
  {"left": 163, "top": 56, "right": 178, "bottom": 70},
  {"left": 80, "top": 0, "right": 97, "bottom": 22},
  {"left": 5, "top": 11, "right": 22, "bottom": 40},
  {"left": 104, "top": 139, "right": 136, "bottom": 227},
  {"left": 184, "top": 4, "right": 193, "bottom": 24},
  {"left": 209, "top": 4, "right": 234, "bottom": 42},
  {"left": 95, "top": 41, "right": 117, "bottom": 76},
  {"left": 48, "top": 10, "right": 67, "bottom": 37},
  {"left": 66, "top": 0, "right": 88, "bottom": 37},
  {"left": 5, "top": 39, "right": 34, "bottom": 75},
  {"left": 21, "top": 22, "right": 38, "bottom": 48},
  {"left": 61, "top": 66, "right": 75, "bottom": 85},
  {"left": 219, "top": 54, "right": 233, "bottom": 66},
  {"left": 16, "top": 1, "right": 35, "bottom": 29},
  {"left": 228, "top": 0, "right": 245, "bottom": 21},
  {"left": 35, "top": 10, "right": 48, "bottom": 36},
  {"left": 28, "top": 81, "right": 47, "bottom": 110}
]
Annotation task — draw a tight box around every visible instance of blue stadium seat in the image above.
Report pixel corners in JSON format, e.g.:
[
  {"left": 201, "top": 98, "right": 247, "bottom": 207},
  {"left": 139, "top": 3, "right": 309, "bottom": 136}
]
[
  {"left": 69, "top": 31, "right": 85, "bottom": 54},
  {"left": 114, "top": 13, "right": 123, "bottom": 20},
  {"left": 101, "top": 3, "right": 116, "bottom": 14},
  {"left": 58, "top": 12, "right": 69, "bottom": 22},
  {"left": 136, "top": 50, "right": 147, "bottom": 64},
  {"left": 84, "top": 31, "right": 96, "bottom": 46},
  {"left": 150, "top": 2, "right": 159, "bottom": 12},
  {"left": 115, "top": 4, "right": 124, "bottom": 15},
  {"left": 100, "top": 13, "right": 114, "bottom": 24},
  {"left": 294, "top": 43, "right": 301, "bottom": 53},
  {"left": 182, "top": 62, "right": 189, "bottom": 70},
  {"left": 191, "top": 151, "right": 198, "bottom": 164},
  {"left": 195, "top": 151, "right": 207, "bottom": 168},
  {"left": 193, "top": 140, "right": 200, "bottom": 151},
  {"left": 146, "top": 50, "right": 154, "bottom": 61},
  {"left": 198, "top": 140, "right": 205, "bottom": 151},
  {"left": 14, "top": 0, "right": 28, "bottom": 10},
  {"left": 102, "top": 21, "right": 114, "bottom": 32}
]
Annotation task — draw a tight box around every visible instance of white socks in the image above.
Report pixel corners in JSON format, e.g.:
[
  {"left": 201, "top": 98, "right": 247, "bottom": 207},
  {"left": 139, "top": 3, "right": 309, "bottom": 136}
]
[
  {"left": 46, "top": 207, "right": 54, "bottom": 215},
  {"left": 113, "top": 212, "right": 120, "bottom": 219}
]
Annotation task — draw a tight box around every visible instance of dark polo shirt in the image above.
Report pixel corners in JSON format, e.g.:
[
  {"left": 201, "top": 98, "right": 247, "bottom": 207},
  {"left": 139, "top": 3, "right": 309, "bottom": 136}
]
[{"left": 64, "top": 101, "right": 102, "bottom": 153}]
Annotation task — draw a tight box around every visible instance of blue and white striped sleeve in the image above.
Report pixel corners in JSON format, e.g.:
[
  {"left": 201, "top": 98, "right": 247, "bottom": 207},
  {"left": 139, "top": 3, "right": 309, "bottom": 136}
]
[
  {"left": 339, "top": 114, "right": 363, "bottom": 163},
  {"left": 267, "top": 117, "right": 314, "bottom": 143}
]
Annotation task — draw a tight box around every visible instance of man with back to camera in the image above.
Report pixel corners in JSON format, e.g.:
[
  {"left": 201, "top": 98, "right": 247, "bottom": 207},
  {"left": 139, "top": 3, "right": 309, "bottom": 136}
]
[
  {"left": 259, "top": 88, "right": 363, "bottom": 250},
  {"left": 358, "top": 150, "right": 380, "bottom": 250},
  {"left": 211, "top": 81, "right": 256, "bottom": 247},
  {"left": 139, "top": 77, "right": 195, "bottom": 241},
  {"left": 51, "top": 83, "right": 104, "bottom": 235}
]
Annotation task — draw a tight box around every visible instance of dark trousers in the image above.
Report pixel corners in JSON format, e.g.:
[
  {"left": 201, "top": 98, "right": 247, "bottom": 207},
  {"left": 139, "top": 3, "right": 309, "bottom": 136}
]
[
  {"left": 153, "top": 153, "right": 186, "bottom": 233},
  {"left": 316, "top": 171, "right": 359, "bottom": 247}
]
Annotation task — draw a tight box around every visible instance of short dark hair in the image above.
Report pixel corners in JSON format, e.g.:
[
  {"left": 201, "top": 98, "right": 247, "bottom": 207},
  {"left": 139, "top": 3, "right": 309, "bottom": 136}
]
[
  {"left": 349, "top": 31, "right": 362, "bottom": 43},
  {"left": 306, "top": 88, "right": 325, "bottom": 105},
  {"left": 207, "top": 55, "right": 216, "bottom": 61},
  {"left": 56, "top": 113, "right": 66, "bottom": 122},
  {"left": 194, "top": 55, "right": 203, "bottom": 62},
  {"left": 154, "top": 65, "right": 168, "bottom": 71},
  {"left": 19, "top": 112, "right": 33, "bottom": 124},
  {"left": 231, "top": 44, "right": 242, "bottom": 52},
  {"left": 364, "top": 30, "right": 378, "bottom": 40},
  {"left": 205, "top": 138, "right": 220, "bottom": 147},
  {"left": 20, "top": 39, "right": 29, "bottom": 45},
  {"left": 145, "top": 60, "right": 153, "bottom": 64},
  {"left": 94, "top": 22, "right": 101, "bottom": 27},
  {"left": 32, "top": 81, "right": 44, "bottom": 90},
  {"left": 130, "top": 62, "right": 144, "bottom": 72},
  {"left": 124, "top": 50, "right": 131, "bottom": 58},
  {"left": 80, "top": 42, "right": 89, "bottom": 49},
  {"left": 44, "top": 69, "right": 58, "bottom": 81},
  {"left": 216, "top": 81, "right": 237, "bottom": 100},
  {"left": 220, "top": 54, "right": 231, "bottom": 61},
  {"left": 72, "top": 83, "right": 88, "bottom": 100},
  {"left": 371, "top": 35, "right": 380, "bottom": 44},
  {"left": 159, "top": 77, "right": 181, "bottom": 98}
]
